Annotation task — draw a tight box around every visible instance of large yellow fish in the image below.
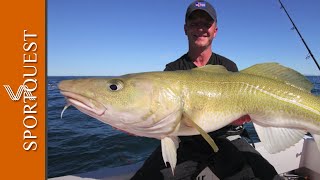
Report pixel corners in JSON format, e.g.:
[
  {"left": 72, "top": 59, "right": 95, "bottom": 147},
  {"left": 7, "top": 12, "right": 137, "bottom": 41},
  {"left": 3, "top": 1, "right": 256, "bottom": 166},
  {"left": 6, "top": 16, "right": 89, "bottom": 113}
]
[{"left": 58, "top": 63, "right": 320, "bottom": 174}]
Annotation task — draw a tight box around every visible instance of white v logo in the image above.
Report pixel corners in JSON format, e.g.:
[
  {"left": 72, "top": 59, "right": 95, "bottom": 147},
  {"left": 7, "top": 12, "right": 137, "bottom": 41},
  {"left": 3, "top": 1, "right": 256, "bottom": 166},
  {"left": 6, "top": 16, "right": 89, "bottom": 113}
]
[{"left": 3, "top": 85, "right": 35, "bottom": 101}]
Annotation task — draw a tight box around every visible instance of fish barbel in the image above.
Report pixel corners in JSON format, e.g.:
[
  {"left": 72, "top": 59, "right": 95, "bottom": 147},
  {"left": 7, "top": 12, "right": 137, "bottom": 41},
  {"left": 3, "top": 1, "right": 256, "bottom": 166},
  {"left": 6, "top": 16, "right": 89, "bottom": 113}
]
[{"left": 58, "top": 63, "right": 320, "bottom": 174}]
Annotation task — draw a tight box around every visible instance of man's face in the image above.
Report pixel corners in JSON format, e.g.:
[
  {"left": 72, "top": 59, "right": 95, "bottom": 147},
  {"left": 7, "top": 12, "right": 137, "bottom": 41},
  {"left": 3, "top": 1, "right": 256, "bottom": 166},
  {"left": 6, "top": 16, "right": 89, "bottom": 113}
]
[{"left": 184, "top": 10, "right": 217, "bottom": 49}]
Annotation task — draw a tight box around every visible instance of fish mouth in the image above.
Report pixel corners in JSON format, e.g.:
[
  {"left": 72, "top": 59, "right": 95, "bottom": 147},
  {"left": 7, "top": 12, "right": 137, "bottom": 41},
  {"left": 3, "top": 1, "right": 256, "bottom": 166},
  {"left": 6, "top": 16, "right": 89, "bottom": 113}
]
[
  {"left": 60, "top": 90, "right": 136, "bottom": 135},
  {"left": 60, "top": 91, "right": 106, "bottom": 117}
]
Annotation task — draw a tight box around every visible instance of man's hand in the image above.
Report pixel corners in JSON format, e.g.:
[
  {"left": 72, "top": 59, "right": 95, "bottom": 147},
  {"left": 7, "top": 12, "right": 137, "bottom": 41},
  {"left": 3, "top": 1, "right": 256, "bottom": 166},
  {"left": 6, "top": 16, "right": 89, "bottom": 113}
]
[{"left": 231, "top": 115, "right": 251, "bottom": 126}]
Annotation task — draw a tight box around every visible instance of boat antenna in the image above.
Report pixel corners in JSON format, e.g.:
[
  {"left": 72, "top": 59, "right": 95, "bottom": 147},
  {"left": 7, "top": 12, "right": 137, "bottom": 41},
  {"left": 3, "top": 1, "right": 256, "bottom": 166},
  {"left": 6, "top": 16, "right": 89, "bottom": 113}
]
[{"left": 278, "top": 0, "right": 320, "bottom": 71}]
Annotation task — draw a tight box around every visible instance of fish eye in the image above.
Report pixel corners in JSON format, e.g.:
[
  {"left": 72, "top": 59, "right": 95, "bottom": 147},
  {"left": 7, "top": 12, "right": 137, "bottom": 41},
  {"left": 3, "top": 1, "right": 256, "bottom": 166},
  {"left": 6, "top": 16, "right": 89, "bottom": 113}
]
[
  {"left": 109, "top": 84, "right": 118, "bottom": 91},
  {"left": 107, "top": 79, "right": 124, "bottom": 91}
]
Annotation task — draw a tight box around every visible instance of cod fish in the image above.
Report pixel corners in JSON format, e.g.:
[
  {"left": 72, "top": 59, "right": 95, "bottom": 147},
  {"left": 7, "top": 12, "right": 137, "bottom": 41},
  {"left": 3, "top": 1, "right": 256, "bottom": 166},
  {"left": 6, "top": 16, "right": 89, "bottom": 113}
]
[{"left": 59, "top": 63, "right": 320, "bottom": 174}]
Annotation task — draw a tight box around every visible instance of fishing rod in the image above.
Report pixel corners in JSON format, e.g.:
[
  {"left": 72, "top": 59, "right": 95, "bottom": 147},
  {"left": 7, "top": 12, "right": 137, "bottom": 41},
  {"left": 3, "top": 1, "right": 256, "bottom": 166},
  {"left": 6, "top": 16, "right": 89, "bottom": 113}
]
[{"left": 278, "top": 0, "right": 320, "bottom": 71}]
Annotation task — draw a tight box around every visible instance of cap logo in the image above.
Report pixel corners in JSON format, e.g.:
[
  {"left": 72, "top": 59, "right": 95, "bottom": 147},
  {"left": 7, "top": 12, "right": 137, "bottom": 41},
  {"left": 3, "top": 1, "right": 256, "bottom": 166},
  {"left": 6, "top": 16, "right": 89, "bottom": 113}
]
[{"left": 195, "top": 1, "right": 206, "bottom": 8}]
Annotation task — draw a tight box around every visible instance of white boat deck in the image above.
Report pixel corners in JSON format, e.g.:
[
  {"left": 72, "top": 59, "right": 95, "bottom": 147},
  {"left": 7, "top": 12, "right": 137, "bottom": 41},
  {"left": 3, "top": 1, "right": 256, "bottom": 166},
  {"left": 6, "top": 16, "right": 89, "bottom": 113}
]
[{"left": 257, "top": 136, "right": 320, "bottom": 179}]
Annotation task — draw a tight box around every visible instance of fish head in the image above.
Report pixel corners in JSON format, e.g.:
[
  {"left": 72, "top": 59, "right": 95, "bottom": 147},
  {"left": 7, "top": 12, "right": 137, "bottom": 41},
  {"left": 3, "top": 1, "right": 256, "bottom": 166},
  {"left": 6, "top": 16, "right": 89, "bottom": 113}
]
[{"left": 58, "top": 73, "right": 182, "bottom": 138}]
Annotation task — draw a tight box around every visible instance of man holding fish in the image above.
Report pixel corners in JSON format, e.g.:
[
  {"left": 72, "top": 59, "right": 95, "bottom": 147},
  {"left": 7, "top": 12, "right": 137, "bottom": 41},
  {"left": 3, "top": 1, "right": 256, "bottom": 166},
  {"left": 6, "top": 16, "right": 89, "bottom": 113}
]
[
  {"left": 132, "top": 1, "right": 278, "bottom": 179},
  {"left": 59, "top": 1, "right": 320, "bottom": 180}
]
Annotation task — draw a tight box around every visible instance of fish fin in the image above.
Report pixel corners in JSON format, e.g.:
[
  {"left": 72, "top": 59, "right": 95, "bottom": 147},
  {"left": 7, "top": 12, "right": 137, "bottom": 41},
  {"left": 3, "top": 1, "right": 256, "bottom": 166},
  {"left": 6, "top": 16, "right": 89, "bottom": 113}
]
[
  {"left": 161, "top": 136, "right": 180, "bottom": 175},
  {"left": 192, "top": 65, "right": 229, "bottom": 73},
  {"left": 183, "top": 114, "right": 219, "bottom": 152},
  {"left": 311, "top": 133, "right": 320, "bottom": 153},
  {"left": 253, "top": 122, "right": 306, "bottom": 153},
  {"left": 241, "top": 63, "right": 313, "bottom": 91}
]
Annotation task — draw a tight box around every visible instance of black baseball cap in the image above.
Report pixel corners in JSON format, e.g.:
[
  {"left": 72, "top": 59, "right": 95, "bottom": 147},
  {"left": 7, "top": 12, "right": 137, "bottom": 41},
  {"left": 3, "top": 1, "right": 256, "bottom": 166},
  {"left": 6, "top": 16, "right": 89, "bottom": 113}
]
[{"left": 185, "top": 1, "right": 217, "bottom": 22}]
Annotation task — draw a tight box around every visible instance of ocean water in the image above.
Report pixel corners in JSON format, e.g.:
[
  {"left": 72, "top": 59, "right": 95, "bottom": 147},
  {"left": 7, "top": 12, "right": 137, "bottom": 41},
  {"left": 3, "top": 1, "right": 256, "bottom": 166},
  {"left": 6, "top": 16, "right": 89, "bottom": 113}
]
[{"left": 48, "top": 76, "right": 320, "bottom": 178}]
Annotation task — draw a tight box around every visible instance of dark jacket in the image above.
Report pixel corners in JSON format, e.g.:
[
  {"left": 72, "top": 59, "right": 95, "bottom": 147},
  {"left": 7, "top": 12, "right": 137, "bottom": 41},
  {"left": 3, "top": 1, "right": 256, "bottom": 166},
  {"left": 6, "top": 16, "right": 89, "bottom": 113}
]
[{"left": 164, "top": 53, "right": 238, "bottom": 72}]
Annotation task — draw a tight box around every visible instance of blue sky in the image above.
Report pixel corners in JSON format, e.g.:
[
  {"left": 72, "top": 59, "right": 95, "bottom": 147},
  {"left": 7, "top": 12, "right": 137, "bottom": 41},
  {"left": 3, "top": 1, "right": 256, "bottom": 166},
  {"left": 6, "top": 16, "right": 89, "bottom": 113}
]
[{"left": 48, "top": 0, "right": 320, "bottom": 76}]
